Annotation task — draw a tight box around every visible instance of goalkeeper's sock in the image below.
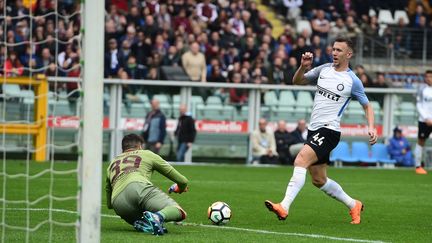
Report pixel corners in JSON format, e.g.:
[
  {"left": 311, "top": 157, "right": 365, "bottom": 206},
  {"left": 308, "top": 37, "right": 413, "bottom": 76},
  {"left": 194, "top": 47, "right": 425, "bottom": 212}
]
[
  {"left": 280, "top": 167, "right": 307, "bottom": 212},
  {"left": 414, "top": 144, "right": 423, "bottom": 168},
  {"left": 158, "top": 206, "right": 183, "bottom": 222},
  {"left": 320, "top": 178, "right": 356, "bottom": 209}
]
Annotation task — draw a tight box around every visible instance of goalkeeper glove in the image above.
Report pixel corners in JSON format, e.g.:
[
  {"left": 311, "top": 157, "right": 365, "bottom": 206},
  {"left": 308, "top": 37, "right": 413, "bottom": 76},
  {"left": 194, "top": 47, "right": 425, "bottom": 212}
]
[{"left": 168, "top": 184, "right": 188, "bottom": 194}]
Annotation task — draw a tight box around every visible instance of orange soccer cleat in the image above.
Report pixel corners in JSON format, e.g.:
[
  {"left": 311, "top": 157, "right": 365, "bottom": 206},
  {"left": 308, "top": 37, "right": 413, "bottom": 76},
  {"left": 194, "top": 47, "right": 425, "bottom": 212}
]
[
  {"left": 349, "top": 200, "right": 364, "bottom": 224},
  {"left": 415, "top": 167, "right": 428, "bottom": 175},
  {"left": 264, "top": 200, "right": 288, "bottom": 220}
]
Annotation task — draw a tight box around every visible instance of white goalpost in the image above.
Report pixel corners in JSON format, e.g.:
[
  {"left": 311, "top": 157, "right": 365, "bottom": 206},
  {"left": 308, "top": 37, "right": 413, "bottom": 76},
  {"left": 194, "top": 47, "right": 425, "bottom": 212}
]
[
  {"left": 78, "top": 0, "right": 104, "bottom": 242},
  {"left": 0, "top": 0, "right": 104, "bottom": 242}
]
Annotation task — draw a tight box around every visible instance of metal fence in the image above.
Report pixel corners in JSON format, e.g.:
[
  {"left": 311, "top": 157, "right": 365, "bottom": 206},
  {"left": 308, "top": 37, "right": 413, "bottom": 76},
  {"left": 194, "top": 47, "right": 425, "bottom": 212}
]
[{"left": 353, "top": 28, "right": 432, "bottom": 70}]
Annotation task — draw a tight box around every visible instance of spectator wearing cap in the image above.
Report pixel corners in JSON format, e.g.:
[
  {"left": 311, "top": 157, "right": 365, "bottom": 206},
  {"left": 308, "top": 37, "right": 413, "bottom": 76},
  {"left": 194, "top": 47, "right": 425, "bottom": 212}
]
[{"left": 387, "top": 127, "right": 414, "bottom": 167}]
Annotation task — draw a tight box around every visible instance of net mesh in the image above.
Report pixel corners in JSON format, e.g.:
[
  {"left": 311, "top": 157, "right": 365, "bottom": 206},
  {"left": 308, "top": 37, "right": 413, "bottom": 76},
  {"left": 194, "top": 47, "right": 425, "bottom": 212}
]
[{"left": 0, "top": 1, "right": 82, "bottom": 242}]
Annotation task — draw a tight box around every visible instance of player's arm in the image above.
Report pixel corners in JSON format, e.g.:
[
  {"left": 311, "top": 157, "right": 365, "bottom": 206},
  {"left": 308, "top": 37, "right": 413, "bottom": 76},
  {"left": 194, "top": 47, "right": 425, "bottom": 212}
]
[
  {"left": 150, "top": 152, "right": 189, "bottom": 192},
  {"left": 105, "top": 177, "right": 113, "bottom": 209},
  {"left": 362, "top": 103, "right": 377, "bottom": 145},
  {"left": 351, "top": 76, "right": 378, "bottom": 145},
  {"left": 292, "top": 52, "right": 313, "bottom": 85}
]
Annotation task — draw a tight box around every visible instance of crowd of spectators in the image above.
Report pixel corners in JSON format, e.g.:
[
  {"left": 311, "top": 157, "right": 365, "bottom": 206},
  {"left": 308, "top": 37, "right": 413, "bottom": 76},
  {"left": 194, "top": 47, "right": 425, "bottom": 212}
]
[{"left": 1, "top": 0, "right": 432, "bottom": 104}]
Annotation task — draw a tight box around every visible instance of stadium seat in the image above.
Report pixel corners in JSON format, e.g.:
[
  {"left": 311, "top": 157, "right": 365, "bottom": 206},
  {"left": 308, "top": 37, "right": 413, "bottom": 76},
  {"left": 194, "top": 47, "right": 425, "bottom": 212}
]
[
  {"left": 197, "top": 103, "right": 233, "bottom": 120},
  {"left": 260, "top": 106, "right": 270, "bottom": 119},
  {"left": 172, "top": 95, "right": 181, "bottom": 104},
  {"left": 159, "top": 103, "right": 173, "bottom": 118},
  {"left": 172, "top": 104, "right": 180, "bottom": 118},
  {"left": 234, "top": 105, "right": 249, "bottom": 121},
  {"left": 344, "top": 102, "right": 365, "bottom": 123},
  {"left": 206, "top": 96, "right": 223, "bottom": 105},
  {"left": 49, "top": 100, "right": 74, "bottom": 116},
  {"left": 2, "top": 84, "right": 21, "bottom": 98},
  {"left": 153, "top": 94, "right": 170, "bottom": 104},
  {"left": 330, "top": 141, "right": 352, "bottom": 167},
  {"left": 191, "top": 96, "right": 204, "bottom": 106},
  {"left": 123, "top": 103, "right": 147, "bottom": 118},
  {"left": 270, "top": 106, "right": 295, "bottom": 121},
  {"left": 137, "top": 94, "right": 149, "bottom": 104},
  {"left": 296, "top": 91, "right": 313, "bottom": 107},
  {"left": 371, "top": 143, "right": 396, "bottom": 168},
  {"left": 292, "top": 106, "right": 310, "bottom": 121},
  {"left": 171, "top": 95, "right": 181, "bottom": 118},
  {"left": 378, "top": 9, "right": 395, "bottom": 24},
  {"left": 21, "top": 90, "right": 35, "bottom": 105},
  {"left": 370, "top": 101, "right": 382, "bottom": 123},
  {"left": 352, "top": 141, "right": 378, "bottom": 164},
  {"left": 395, "top": 102, "right": 417, "bottom": 124},
  {"left": 264, "top": 91, "right": 279, "bottom": 106},
  {"left": 278, "top": 90, "right": 296, "bottom": 106},
  {"left": 394, "top": 10, "right": 409, "bottom": 25}
]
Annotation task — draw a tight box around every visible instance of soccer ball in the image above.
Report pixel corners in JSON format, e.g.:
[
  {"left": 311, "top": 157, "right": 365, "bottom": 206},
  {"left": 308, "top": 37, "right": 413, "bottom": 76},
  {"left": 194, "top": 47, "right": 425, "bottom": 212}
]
[{"left": 207, "top": 201, "right": 231, "bottom": 225}]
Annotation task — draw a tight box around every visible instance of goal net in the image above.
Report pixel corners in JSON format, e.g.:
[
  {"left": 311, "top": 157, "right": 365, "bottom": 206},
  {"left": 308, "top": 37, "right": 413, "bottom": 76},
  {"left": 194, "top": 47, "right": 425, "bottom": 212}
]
[{"left": 0, "top": 1, "right": 103, "bottom": 242}]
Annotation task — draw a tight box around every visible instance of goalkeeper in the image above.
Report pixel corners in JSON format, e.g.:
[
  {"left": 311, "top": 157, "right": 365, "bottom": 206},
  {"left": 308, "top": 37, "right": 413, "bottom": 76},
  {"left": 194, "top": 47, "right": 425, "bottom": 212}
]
[{"left": 106, "top": 134, "right": 189, "bottom": 235}]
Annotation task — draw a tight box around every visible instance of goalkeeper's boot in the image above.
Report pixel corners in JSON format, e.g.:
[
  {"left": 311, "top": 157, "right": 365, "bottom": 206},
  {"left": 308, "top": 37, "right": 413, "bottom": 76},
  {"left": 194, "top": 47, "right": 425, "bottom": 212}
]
[
  {"left": 133, "top": 219, "right": 152, "bottom": 233},
  {"left": 415, "top": 167, "right": 427, "bottom": 175},
  {"left": 349, "top": 200, "right": 364, "bottom": 224},
  {"left": 264, "top": 200, "right": 288, "bottom": 220},
  {"left": 143, "top": 211, "right": 165, "bottom": 235},
  {"left": 133, "top": 219, "right": 168, "bottom": 234}
]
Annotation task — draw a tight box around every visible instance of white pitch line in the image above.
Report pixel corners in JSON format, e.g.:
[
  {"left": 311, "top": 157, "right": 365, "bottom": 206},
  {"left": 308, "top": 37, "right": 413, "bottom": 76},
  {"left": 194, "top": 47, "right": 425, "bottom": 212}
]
[{"left": 5, "top": 208, "right": 388, "bottom": 243}]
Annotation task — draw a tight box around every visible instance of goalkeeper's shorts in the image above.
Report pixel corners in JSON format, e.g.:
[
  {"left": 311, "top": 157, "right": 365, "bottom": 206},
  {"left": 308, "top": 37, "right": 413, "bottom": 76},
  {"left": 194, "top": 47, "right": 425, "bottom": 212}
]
[{"left": 112, "top": 182, "right": 178, "bottom": 225}]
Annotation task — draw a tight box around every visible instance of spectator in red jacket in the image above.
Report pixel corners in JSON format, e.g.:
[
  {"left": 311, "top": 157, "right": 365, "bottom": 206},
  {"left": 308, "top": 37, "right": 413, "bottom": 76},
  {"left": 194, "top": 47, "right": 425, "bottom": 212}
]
[{"left": 4, "top": 51, "right": 24, "bottom": 77}]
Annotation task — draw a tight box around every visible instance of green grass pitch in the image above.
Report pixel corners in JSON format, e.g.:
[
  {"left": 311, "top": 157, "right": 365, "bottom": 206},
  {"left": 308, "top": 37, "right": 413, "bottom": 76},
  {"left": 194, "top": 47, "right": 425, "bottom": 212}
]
[{"left": 0, "top": 161, "right": 431, "bottom": 242}]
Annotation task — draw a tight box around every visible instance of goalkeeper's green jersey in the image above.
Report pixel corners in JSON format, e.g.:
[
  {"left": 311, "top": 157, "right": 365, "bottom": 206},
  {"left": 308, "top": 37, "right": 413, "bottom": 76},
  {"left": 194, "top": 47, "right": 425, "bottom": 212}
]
[{"left": 105, "top": 149, "right": 188, "bottom": 206}]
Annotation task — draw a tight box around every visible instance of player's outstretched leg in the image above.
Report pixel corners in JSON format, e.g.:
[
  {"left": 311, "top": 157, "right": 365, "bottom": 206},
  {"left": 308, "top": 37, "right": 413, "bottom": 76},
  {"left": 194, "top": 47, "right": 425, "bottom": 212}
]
[
  {"left": 319, "top": 177, "right": 364, "bottom": 224},
  {"left": 264, "top": 167, "right": 307, "bottom": 220},
  {"left": 414, "top": 143, "right": 428, "bottom": 174}
]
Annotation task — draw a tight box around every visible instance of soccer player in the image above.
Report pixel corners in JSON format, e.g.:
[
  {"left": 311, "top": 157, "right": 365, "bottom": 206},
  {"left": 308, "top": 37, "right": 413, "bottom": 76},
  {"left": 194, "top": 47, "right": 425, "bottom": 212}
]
[
  {"left": 414, "top": 70, "right": 432, "bottom": 175},
  {"left": 106, "top": 134, "right": 189, "bottom": 235},
  {"left": 265, "top": 36, "right": 377, "bottom": 224}
]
